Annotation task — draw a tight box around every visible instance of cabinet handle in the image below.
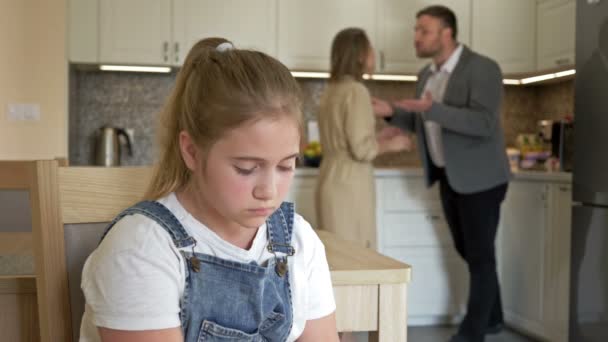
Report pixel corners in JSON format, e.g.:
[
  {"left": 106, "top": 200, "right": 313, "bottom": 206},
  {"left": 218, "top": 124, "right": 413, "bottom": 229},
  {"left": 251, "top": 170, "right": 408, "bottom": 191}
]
[
  {"left": 542, "top": 186, "right": 549, "bottom": 208},
  {"left": 380, "top": 50, "right": 386, "bottom": 70},
  {"left": 426, "top": 214, "right": 441, "bottom": 221},
  {"left": 555, "top": 58, "right": 571, "bottom": 66},
  {"left": 559, "top": 186, "right": 570, "bottom": 192},
  {"left": 174, "top": 42, "right": 180, "bottom": 63},
  {"left": 163, "top": 41, "right": 169, "bottom": 63}
]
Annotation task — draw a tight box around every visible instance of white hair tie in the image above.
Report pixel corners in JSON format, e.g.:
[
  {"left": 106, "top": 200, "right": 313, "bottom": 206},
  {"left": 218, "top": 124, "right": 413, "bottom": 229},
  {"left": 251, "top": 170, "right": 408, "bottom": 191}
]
[{"left": 216, "top": 42, "right": 234, "bottom": 52}]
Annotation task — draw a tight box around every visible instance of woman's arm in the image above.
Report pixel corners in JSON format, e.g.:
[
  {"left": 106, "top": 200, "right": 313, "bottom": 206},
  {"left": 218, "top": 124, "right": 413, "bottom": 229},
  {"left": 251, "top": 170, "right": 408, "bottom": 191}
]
[
  {"left": 297, "top": 312, "right": 340, "bottom": 342},
  {"left": 98, "top": 327, "right": 183, "bottom": 342}
]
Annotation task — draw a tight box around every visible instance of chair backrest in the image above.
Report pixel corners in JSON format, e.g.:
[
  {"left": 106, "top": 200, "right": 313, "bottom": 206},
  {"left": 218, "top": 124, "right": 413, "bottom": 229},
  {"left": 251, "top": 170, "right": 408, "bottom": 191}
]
[
  {"left": 56, "top": 164, "right": 152, "bottom": 341},
  {"left": 2, "top": 160, "right": 153, "bottom": 342}
]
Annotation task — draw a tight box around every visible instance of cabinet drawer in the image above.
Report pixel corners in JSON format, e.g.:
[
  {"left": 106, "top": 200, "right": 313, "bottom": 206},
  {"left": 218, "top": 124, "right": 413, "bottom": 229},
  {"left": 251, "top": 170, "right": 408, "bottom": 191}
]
[
  {"left": 380, "top": 178, "right": 441, "bottom": 211},
  {"left": 382, "top": 211, "right": 451, "bottom": 247}
]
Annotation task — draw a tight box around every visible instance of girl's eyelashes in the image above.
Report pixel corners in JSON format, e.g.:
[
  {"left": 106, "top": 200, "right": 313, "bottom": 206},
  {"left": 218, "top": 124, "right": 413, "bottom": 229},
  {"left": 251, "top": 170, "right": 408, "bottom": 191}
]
[
  {"left": 234, "top": 165, "right": 257, "bottom": 175},
  {"left": 234, "top": 164, "right": 294, "bottom": 175},
  {"left": 278, "top": 164, "right": 295, "bottom": 172}
]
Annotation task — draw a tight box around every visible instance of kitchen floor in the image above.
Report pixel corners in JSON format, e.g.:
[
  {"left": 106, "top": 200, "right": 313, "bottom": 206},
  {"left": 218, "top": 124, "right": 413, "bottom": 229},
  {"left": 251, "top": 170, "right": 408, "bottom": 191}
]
[{"left": 408, "top": 326, "right": 539, "bottom": 342}]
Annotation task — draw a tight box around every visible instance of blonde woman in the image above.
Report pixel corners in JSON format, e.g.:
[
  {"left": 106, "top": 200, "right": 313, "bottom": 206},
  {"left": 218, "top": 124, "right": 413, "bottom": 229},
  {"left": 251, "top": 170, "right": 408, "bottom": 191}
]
[
  {"left": 79, "top": 38, "right": 339, "bottom": 342},
  {"left": 316, "top": 28, "right": 412, "bottom": 250}
]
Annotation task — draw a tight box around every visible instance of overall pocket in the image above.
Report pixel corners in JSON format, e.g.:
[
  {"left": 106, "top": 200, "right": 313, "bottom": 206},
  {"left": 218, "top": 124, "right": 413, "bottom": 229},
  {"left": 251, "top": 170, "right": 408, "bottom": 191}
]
[
  {"left": 198, "top": 320, "right": 261, "bottom": 341},
  {"left": 198, "top": 311, "right": 286, "bottom": 342}
]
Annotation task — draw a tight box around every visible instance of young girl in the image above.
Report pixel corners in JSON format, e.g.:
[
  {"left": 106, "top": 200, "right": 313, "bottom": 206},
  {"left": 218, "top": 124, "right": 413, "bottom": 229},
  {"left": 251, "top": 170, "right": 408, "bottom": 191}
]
[
  {"left": 79, "top": 38, "right": 339, "bottom": 342},
  {"left": 316, "top": 28, "right": 411, "bottom": 250}
]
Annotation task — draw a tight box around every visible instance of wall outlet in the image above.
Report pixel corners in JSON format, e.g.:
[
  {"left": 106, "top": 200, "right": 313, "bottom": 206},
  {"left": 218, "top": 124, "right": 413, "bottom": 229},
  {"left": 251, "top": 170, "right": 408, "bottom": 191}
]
[{"left": 6, "top": 104, "right": 41, "bottom": 121}]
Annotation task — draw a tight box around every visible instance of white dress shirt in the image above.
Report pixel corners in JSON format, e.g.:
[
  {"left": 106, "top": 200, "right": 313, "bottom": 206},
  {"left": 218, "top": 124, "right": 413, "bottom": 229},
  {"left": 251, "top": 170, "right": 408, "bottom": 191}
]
[{"left": 422, "top": 44, "right": 464, "bottom": 167}]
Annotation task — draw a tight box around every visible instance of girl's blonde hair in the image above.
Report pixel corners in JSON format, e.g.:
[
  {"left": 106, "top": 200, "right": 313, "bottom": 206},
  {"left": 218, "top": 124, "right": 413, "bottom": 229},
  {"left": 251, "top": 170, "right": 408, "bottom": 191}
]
[
  {"left": 329, "top": 28, "right": 371, "bottom": 82},
  {"left": 145, "top": 38, "right": 302, "bottom": 200}
]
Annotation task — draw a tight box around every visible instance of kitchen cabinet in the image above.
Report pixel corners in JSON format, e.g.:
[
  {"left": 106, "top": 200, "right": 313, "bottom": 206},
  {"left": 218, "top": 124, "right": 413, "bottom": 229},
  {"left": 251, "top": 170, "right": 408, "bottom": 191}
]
[
  {"left": 79, "top": 0, "right": 276, "bottom": 66},
  {"left": 99, "top": 0, "right": 173, "bottom": 65},
  {"left": 68, "top": 0, "right": 99, "bottom": 63},
  {"left": 537, "top": 0, "right": 576, "bottom": 71},
  {"left": 376, "top": 0, "right": 471, "bottom": 74},
  {"left": 173, "top": 0, "right": 278, "bottom": 65},
  {"left": 545, "top": 183, "right": 572, "bottom": 342},
  {"left": 498, "top": 180, "right": 572, "bottom": 341},
  {"left": 286, "top": 174, "right": 318, "bottom": 230},
  {"left": 498, "top": 181, "right": 549, "bottom": 337},
  {"left": 376, "top": 175, "right": 468, "bottom": 325},
  {"left": 471, "top": 0, "right": 536, "bottom": 74},
  {"left": 277, "top": 0, "right": 377, "bottom": 71}
]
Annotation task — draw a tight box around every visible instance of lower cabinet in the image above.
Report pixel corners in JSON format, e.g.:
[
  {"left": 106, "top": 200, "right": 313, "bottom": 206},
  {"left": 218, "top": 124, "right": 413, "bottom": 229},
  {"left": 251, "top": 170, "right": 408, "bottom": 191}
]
[
  {"left": 498, "top": 181, "right": 572, "bottom": 341},
  {"left": 286, "top": 174, "right": 318, "bottom": 229},
  {"left": 289, "top": 170, "right": 571, "bottom": 338},
  {"left": 375, "top": 175, "right": 468, "bottom": 325}
]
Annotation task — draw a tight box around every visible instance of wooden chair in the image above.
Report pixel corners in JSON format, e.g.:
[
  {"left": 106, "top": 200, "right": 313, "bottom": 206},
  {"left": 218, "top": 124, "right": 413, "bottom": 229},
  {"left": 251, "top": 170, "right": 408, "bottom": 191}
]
[{"left": 1, "top": 160, "right": 152, "bottom": 341}]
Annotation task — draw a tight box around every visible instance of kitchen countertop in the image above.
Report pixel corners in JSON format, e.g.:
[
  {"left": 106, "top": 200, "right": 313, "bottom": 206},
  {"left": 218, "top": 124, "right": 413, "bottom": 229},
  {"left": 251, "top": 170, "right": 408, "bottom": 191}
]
[{"left": 296, "top": 167, "right": 572, "bottom": 183}]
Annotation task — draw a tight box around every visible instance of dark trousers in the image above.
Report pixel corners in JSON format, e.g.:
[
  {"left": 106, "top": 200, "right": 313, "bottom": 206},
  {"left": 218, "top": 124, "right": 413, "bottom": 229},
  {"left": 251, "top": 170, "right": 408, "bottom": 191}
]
[{"left": 438, "top": 170, "right": 508, "bottom": 341}]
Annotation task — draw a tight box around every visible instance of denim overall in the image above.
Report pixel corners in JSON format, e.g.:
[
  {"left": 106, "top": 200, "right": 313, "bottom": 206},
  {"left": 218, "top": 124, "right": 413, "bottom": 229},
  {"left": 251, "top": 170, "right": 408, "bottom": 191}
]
[{"left": 101, "top": 200, "right": 296, "bottom": 341}]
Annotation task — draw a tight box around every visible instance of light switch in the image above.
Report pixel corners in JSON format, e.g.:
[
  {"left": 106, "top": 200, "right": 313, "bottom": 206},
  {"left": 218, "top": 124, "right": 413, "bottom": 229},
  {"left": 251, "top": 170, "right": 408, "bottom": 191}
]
[
  {"left": 6, "top": 104, "right": 22, "bottom": 121},
  {"left": 22, "top": 104, "right": 41, "bottom": 121},
  {"left": 6, "top": 103, "right": 41, "bottom": 121}
]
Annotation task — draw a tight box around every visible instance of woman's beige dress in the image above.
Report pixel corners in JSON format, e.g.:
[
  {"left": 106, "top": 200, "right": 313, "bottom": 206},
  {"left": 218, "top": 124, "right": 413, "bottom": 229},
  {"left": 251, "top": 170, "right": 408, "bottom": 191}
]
[{"left": 316, "top": 77, "right": 379, "bottom": 249}]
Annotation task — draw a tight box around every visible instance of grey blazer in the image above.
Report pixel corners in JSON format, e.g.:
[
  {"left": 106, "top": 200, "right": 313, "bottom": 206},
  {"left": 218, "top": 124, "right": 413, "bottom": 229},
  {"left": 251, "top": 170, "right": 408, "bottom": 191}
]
[{"left": 389, "top": 46, "right": 511, "bottom": 194}]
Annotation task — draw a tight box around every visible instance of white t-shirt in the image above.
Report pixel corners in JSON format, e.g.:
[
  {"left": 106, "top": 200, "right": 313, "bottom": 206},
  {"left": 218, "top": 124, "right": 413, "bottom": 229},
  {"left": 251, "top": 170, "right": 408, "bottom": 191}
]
[{"left": 79, "top": 193, "right": 336, "bottom": 342}]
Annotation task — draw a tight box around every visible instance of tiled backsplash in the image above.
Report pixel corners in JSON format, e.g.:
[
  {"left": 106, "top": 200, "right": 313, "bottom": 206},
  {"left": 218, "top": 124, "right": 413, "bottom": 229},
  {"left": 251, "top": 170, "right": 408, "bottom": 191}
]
[{"left": 68, "top": 68, "right": 574, "bottom": 167}]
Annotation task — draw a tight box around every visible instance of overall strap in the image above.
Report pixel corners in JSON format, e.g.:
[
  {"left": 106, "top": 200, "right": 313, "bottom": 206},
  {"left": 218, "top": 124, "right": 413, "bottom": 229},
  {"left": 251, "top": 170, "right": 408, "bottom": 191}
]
[
  {"left": 265, "top": 202, "right": 296, "bottom": 256},
  {"left": 100, "top": 200, "right": 196, "bottom": 248}
]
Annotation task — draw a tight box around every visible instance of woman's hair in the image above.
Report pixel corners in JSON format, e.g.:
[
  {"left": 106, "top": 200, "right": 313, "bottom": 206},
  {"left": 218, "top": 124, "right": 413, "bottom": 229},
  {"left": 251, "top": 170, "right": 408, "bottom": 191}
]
[
  {"left": 145, "top": 38, "right": 303, "bottom": 200},
  {"left": 329, "top": 28, "right": 372, "bottom": 82}
]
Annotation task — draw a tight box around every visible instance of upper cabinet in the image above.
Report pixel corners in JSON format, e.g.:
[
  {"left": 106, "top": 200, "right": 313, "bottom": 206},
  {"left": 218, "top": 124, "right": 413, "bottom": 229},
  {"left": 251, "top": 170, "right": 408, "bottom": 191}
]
[
  {"left": 99, "top": 0, "right": 172, "bottom": 65},
  {"left": 173, "top": 0, "right": 278, "bottom": 65},
  {"left": 471, "top": 0, "right": 536, "bottom": 74},
  {"left": 277, "top": 0, "right": 376, "bottom": 71},
  {"left": 69, "top": 0, "right": 577, "bottom": 76},
  {"left": 537, "top": 0, "right": 576, "bottom": 71},
  {"left": 377, "top": 0, "right": 471, "bottom": 74},
  {"left": 68, "top": 0, "right": 99, "bottom": 64}
]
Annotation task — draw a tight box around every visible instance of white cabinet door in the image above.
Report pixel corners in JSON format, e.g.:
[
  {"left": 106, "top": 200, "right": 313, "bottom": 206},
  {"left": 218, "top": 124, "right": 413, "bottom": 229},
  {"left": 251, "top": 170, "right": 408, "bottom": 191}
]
[
  {"left": 286, "top": 177, "right": 318, "bottom": 229},
  {"left": 499, "top": 181, "right": 549, "bottom": 338},
  {"left": 277, "top": 0, "right": 377, "bottom": 71},
  {"left": 173, "top": 0, "right": 277, "bottom": 66},
  {"left": 537, "top": 0, "right": 576, "bottom": 70},
  {"left": 99, "top": 0, "right": 172, "bottom": 65},
  {"left": 376, "top": 176, "right": 467, "bottom": 325},
  {"left": 385, "top": 247, "right": 468, "bottom": 324},
  {"left": 377, "top": 0, "right": 471, "bottom": 74},
  {"left": 471, "top": 0, "right": 536, "bottom": 74},
  {"left": 68, "top": 0, "right": 99, "bottom": 63},
  {"left": 545, "top": 183, "right": 572, "bottom": 342}
]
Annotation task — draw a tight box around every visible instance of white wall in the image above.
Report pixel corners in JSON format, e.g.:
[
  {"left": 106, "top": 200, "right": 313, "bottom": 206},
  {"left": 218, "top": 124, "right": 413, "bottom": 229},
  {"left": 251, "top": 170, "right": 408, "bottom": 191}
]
[{"left": 0, "top": 0, "right": 68, "bottom": 160}]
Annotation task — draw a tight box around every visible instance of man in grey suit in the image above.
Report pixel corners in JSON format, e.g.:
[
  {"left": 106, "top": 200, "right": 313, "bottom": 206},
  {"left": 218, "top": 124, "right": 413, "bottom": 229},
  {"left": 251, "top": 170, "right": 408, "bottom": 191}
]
[{"left": 373, "top": 5, "right": 511, "bottom": 342}]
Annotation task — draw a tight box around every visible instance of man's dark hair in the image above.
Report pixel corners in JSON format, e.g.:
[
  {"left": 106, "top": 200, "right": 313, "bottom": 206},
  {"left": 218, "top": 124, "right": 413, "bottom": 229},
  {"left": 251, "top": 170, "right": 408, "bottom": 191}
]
[{"left": 417, "top": 5, "right": 458, "bottom": 40}]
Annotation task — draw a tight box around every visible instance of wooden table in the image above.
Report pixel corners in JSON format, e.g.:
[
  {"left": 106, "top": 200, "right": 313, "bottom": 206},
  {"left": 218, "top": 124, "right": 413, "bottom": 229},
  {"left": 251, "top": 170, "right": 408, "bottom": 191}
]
[{"left": 318, "top": 230, "right": 411, "bottom": 342}]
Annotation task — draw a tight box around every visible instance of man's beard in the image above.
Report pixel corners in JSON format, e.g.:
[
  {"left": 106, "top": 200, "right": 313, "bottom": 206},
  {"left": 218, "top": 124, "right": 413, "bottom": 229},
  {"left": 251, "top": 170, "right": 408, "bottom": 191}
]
[
  {"left": 416, "top": 49, "right": 439, "bottom": 59},
  {"left": 416, "top": 41, "right": 441, "bottom": 59}
]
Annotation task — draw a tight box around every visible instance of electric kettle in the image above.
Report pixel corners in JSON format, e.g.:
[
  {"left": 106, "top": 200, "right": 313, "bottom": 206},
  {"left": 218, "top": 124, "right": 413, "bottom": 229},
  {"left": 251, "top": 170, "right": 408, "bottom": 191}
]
[{"left": 94, "top": 126, "right": 133, "bottom": 166}]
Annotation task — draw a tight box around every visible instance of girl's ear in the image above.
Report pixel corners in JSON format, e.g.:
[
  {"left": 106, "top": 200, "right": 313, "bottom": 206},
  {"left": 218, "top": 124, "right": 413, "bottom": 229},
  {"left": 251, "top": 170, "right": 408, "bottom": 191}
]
[{"left": 178, "top": 131, "right": 200, "bottom": 171}]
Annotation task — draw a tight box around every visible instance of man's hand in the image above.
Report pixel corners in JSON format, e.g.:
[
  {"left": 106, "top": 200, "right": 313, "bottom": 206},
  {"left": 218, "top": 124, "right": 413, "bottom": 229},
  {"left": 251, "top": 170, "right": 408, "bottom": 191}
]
[
  {"left": 377, "top": 126, "right": 403, "bottom": 140},
  {"left": 387, "top": 133, "right": 413, "bottom": 152},
  {"left": 393, "top": 92, "right": 433, "bottom": 113},
  {"left": 371, "top": 97, "right": 394, "bottom": 117}
]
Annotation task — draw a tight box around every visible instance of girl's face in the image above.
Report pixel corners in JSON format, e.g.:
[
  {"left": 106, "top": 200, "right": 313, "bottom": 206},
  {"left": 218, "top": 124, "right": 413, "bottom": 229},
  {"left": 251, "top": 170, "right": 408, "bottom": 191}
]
[{"left": 183, "top": 115, "right": 300, "bottom": 233}]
